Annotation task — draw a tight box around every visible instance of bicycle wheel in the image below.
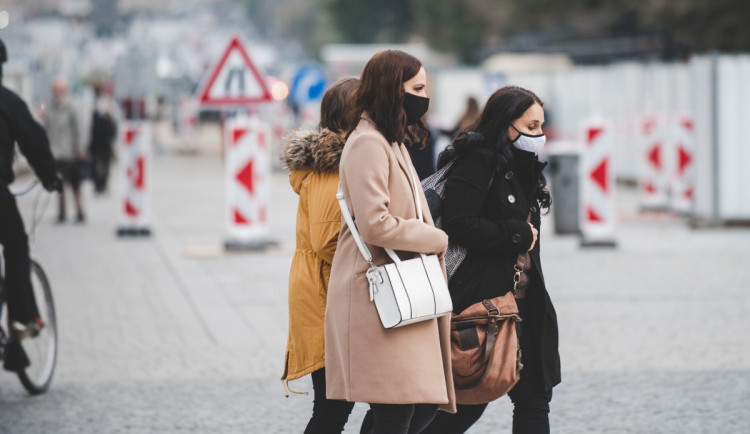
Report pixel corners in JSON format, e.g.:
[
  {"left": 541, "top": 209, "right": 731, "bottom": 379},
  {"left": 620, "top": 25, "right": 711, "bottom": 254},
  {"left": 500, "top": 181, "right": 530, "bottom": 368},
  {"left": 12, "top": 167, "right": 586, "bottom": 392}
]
[{"left": 17, "top": 260, "right": 57, "bottom": 394}]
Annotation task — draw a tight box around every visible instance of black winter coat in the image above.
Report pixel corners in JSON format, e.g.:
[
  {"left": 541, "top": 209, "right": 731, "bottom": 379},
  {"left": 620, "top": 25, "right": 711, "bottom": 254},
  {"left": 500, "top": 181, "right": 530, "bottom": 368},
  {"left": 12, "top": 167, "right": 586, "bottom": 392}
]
[
  {"left": 0, "top": 84, "right": 57, "bottom": 187},
  {"left": 442, "top": 145, "right": 561, "bottom": 391}
]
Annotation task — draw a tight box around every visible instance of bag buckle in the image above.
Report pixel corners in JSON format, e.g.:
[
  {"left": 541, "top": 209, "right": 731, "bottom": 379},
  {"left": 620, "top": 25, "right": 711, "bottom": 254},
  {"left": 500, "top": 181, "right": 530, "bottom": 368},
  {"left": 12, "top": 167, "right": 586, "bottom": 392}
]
[
  {"left": 366, "top": 266, "right": 383, "bottom": 302},
  {"left": 512, "top": 264, "right": 523, "bottom": 294},
  {"left": 481, "top": 300, "right": 499, "bottom": 316}
]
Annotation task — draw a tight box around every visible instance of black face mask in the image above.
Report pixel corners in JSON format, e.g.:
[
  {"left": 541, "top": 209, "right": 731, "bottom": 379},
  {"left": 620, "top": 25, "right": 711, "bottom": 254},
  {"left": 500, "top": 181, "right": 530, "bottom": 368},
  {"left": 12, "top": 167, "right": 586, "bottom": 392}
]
[{"left": 403, "top": 92, "right": 429, "bottom": 126}]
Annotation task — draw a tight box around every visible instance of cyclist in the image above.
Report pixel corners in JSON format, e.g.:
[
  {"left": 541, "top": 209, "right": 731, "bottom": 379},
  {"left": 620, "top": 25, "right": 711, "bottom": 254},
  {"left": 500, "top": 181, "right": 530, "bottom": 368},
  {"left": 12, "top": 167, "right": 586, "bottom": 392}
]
[{"left": 0, "top": 38, "right": 60, "bottom": 356}]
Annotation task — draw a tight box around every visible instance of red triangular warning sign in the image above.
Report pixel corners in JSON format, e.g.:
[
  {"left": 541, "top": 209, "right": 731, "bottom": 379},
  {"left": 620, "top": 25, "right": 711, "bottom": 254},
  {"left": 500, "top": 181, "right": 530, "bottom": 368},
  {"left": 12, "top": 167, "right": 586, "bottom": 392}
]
[
  {"left": 586, "top": 206, "right": 603, "bottom": 223},
  {"left": 125, "top": 128, "right": 138, "bottom": 146},
  {"left": 678, "top": 145, "right": 692, "bottom": 174},
  {"left": 233, "top": 128, "right": 249, "bottom": 145},
  {"left": 236, "top": 160, "right": 255, "bottom": 195},
  {"left": 648, "top": 144, "right": 662, "bottom": 170},
  {"left": 233, "top": 208, "right": 249, "bottom": 225},
  {"left": 587, "top": 127, "right": 603, "bottom": 146},
  {"left": 590, "top": 158, "right": 609, "bottom": 193},
  {"left": 197, "top": 36, "right": 272, "bottom": 106}
]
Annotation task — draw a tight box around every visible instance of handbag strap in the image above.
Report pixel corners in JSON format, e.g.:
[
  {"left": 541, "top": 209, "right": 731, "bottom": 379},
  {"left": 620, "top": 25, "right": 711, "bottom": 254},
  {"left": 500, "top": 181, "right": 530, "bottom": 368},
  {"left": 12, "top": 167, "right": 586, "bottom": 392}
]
[{"left": 337, "top": 160, "right": 424, "bottom": 266}]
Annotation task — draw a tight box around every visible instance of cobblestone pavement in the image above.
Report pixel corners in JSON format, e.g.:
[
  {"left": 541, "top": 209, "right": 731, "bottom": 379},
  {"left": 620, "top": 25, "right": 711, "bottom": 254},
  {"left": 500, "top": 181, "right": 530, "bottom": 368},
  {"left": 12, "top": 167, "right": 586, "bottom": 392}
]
[{"left": 1, "top": 152, "right": 748, "bottom": 433}]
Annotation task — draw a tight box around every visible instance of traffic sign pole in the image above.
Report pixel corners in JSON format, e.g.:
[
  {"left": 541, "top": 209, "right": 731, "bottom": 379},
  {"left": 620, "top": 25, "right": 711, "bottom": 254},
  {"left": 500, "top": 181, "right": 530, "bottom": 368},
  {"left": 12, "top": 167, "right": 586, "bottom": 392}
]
[{"left": 195, "top": 35, "right": 277, "bottom": 250}]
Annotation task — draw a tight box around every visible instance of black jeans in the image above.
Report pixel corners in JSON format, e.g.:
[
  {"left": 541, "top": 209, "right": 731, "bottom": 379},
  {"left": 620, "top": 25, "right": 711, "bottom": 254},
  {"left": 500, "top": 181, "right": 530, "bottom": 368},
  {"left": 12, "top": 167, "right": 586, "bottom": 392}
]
[
  {"left": 0, "top": 191, "right": 39, "bottom": 323},
  {"left": 366, "top": 402, "right": 437, "bottom": 434},
  {"left": 421, "top": 299, "right": 552, "bottom": 434},
  {"left": 304, "top": 368, "right": 355, "bottom": 434}
]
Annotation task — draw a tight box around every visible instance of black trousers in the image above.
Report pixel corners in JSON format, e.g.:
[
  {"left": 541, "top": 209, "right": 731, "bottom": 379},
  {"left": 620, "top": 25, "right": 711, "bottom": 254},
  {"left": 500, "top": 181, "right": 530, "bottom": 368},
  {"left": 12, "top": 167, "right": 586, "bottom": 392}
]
[
  {"left": 367, "top": 402, "right": 437, "bottom": 434},
  {"left": 91, "top": 150, "right": 111, "bottom": 193},
  {"left": 304, "top": 368, "right": 355, "bottom": 434},
  {"left": 422, "top": 299, "right": 552, "bottom": 434},
  {"left": 0, "top": 190, "right": 39, "bottom": 323}
]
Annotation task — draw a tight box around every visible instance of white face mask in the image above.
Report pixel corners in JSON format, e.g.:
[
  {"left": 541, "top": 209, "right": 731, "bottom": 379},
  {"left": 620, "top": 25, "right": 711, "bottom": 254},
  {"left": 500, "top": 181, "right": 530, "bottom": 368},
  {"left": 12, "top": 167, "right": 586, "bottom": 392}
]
[{"left": 511, "top": 125, "right": 546, "bottom": 155}]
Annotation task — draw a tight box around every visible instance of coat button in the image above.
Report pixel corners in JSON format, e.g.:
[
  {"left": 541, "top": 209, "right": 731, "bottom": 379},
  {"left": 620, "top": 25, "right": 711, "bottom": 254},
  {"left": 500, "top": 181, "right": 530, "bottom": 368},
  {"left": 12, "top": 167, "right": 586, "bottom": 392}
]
[
  {"left": 507, "top": 194, "right": 516, "bottom": 204},
  {"left": 512, "top": 234, "right": 521, "bottom": 243},
  {"left": 504, "top": 171, "right": 514, "bottom": 180}
]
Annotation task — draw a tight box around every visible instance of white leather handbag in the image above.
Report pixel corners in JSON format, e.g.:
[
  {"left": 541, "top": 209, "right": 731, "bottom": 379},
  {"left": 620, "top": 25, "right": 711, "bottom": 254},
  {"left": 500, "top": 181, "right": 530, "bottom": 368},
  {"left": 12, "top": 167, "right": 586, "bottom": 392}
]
[{"left": 337, "top": 168, "right": 453, "bottom": 329}]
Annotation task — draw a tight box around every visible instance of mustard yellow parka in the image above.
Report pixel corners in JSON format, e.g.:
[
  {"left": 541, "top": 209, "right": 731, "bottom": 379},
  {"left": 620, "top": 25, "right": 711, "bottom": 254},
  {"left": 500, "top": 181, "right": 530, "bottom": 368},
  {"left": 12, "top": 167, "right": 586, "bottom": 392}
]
[{"left": 280, "top": 128, "right": 345, "bottom": 388}]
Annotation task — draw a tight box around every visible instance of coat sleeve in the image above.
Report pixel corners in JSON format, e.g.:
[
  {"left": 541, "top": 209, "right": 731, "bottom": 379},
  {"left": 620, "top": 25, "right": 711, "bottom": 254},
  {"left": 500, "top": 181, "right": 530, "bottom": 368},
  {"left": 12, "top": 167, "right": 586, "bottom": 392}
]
[
  {"left": 11, "top": 96, "right": 57, "bottom": 186},
  {"left": 442, "top": 149, "right": 532, "bottom": 254},
  {"left": 343, "top": 133, "right": 448, "bottom": 255},
  {"left": 308, "top": 173, "right": 341, "bottom": 265}
]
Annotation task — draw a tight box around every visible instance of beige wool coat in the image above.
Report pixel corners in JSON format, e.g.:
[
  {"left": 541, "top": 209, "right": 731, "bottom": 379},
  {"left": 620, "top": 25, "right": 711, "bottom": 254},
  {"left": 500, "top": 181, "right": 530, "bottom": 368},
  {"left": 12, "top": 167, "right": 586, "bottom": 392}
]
[{"left": 325, "top": 117, "right": 457, "bottom": 413}]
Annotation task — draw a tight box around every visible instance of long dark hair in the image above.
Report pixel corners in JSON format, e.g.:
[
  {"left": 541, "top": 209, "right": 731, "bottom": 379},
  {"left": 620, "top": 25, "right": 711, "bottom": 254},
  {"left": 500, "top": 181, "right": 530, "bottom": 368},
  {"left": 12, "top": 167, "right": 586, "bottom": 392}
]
[
  {"left": 320, "top": 77, "right": 359, "bottom": 134},
  {"left": 438, "top": 85, "right": 551, "bottom": 211},
  {"left": 348, "top": 49, "right": 429, "bottom": 147}
]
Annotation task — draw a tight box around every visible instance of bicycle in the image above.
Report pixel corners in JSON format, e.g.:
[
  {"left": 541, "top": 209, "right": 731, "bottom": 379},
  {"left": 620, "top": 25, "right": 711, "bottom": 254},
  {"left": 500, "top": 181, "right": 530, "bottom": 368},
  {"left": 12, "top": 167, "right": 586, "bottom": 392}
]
[{"left": 0, "top": 180, "right": 58, "bottom": 394}]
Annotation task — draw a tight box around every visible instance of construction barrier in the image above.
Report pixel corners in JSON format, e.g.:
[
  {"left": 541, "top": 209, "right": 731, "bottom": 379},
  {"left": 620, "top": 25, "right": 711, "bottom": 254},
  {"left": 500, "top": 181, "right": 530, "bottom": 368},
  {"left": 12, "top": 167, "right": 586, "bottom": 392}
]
[
  {"left": 579, "top": 118, "right": 616, "bottom": 247},
  {"left": 670, "top": 114, "right": 695, "bottom": 213},
  {"left": 117, "top": 121, "right": 151, "bottom": 236},
  {"left": 638, "top": 115, "right": 669, "bottom": 209},
  {"left": 224, "top": 115, "right": 277, "bottom": 250}
]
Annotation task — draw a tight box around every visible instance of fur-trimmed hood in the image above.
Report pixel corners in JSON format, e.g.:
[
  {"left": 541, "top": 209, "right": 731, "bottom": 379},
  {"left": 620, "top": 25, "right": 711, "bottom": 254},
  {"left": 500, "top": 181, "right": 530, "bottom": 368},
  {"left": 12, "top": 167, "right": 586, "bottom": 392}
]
[
  {"left": 282, "top": 128, "right": 346, "bottom": 194},
  {"left": 281, "top": 128, "right": 346, "bottom": 173}
]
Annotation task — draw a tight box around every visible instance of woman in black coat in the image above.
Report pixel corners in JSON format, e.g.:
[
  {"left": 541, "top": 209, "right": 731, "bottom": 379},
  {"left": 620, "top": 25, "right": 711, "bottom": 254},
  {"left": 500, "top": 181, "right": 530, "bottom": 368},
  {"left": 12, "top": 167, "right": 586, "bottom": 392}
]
[{"left": 423, "top": 86, "right": 561, "bottom": 434}]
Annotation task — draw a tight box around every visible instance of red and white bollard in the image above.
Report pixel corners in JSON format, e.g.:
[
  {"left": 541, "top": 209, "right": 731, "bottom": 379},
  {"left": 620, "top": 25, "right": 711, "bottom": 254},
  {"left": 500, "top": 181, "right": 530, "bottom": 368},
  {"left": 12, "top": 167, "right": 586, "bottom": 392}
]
[
  {"left": 638, "top": 115, "right": 669, "bottom": 209},
  {"left": 670, "top": 114, "right": 695, "bottom": 213},
  {"left": 224, "top": 115, "right": 277, "bottom": 250},
  {"left": 579, "top": 118, "right": 616, "bottom": 247},
  {"left": 117, "top": 121, "right": 151, "bottom": 236}
]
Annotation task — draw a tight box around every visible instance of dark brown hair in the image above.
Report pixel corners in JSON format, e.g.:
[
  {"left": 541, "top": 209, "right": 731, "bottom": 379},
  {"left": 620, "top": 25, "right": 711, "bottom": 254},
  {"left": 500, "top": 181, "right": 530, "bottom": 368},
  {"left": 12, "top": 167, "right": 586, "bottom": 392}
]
[
  {"left": 348, "top": 49, "right": 428, "bottom": 146},
  {"left": 319, "top": 77, "right": 359, "bottom": 134}
]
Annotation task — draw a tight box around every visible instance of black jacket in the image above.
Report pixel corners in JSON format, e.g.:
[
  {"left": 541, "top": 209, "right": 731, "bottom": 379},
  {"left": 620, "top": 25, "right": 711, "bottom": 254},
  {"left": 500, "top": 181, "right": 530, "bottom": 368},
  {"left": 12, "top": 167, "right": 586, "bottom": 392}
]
[
  {"left": 0, "top": 84, "right": 57, "bottom": 188},
  {"left": 88, "top": 109, "right": 117, "bottom": 157},
  {"left": 442, "top": 144, "right": 561, "bottom": 390}
]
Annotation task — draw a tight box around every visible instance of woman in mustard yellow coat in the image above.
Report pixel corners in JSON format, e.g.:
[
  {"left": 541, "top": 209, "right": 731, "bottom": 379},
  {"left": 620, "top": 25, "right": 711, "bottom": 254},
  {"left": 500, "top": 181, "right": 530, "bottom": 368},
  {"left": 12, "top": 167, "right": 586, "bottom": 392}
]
[{"left": 281, "top": 77, "right": 359, "bottom": 434}]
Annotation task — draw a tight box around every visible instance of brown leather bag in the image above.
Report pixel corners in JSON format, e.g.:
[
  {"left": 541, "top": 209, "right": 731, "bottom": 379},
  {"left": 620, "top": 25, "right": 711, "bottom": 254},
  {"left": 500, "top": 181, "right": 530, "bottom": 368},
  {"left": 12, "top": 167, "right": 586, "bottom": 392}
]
[{"left": 450, "top": 290, "right": 523, "bottom": 404}]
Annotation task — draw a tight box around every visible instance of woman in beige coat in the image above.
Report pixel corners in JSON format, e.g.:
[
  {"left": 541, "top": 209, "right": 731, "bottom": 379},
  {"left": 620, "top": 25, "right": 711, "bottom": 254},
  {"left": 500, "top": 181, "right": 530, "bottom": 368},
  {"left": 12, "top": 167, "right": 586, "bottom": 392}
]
[{"left": 326, "top": 49, "right": 456, "bottom": 434}]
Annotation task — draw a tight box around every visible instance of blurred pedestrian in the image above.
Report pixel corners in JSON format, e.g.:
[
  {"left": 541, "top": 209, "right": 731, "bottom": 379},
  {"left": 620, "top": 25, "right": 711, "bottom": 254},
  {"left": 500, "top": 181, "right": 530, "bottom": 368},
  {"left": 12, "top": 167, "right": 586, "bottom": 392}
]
[
  {"left": 326, "top": 49, "right": 456, "bottom": 434},
  {"left": 0, "top": 38, "right": 61, "bottom": 368},
  {"left": 422, "top": 86, "right": 561, "bottom": 434},
  {"left": 88, "top": 83, "right": 117, "bottom": 195},
  {"left": 45, "top": 78, "right": 85, "bottom": 223},
  {"left": 280, "top": 77, "right": 360, "bottom": 433},
  {"left": 439, "top": 96, "right": 480, "bottom": 139}
]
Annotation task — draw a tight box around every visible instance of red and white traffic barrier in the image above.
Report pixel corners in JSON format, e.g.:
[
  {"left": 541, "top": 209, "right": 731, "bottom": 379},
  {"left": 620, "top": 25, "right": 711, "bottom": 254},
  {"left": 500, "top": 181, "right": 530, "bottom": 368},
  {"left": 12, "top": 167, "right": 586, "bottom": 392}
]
[
  {"left": 670, "top": 114, "right": 695, "bottom": 213},
  {"left": 117, "top": 121, "right": 151, "bottom": 236},
  {"left": 579, "top": 118, "right": 616, "bottom": 246},
  {"left": 638, "top": 115, "right": 669, "bottom": 209},
  {"left": 224, "top": 115, "right": 277, "bottom": 250}
]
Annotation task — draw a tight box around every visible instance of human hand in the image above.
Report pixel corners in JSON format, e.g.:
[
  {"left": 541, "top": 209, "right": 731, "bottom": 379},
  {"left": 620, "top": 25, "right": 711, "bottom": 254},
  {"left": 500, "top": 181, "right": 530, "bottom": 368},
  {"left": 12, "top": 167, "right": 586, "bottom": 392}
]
[
  {"left": 528, "top": 223, "right": 538, "bottom": 251},
  {"left": 437, "top": 248, "right": 447, "bottom": 262},
  {"left": 43, "top": 172, "right": 63, "bottom": 193}
]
